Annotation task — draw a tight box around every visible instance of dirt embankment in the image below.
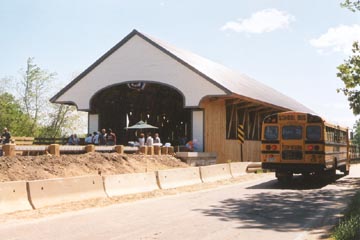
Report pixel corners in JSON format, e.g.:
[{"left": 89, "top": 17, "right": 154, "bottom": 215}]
[{"left": 0, "top": 152, "right": 189, "bottom": 182}]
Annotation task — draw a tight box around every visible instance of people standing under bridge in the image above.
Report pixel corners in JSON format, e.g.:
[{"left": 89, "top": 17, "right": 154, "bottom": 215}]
[
  {"left": 146, "top": 132, "right": 153, "bottom": 146},
  {"left": 85, "top": 133, "right": 93, "bottom": 144},
  {"left": 92, "top": 131, "right": 99, "bottom": 145},
  {"left": 106, "top": 128, "right": 117, "bottom": 145},
  {"left": 138, "top": 133, "right": 145, "bottom": 146},
  {"left": 154, "top": 133, "right": 161, "bottom": 146},
  {"left": 99, "top": 129, "right": 107, "bottom": 145}
]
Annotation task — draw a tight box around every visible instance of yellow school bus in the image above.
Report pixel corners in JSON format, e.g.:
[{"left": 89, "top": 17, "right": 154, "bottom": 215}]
[{"left": 261, "top": 111, "right": 350, "bottom": 182}]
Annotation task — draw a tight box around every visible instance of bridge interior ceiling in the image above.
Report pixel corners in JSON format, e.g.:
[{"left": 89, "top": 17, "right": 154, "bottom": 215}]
[
  {"left": 225, "top": 98, "right": 283, "bottom": 140},
  {"left": 90, "top": 83, "right": 191, "bottom": 145}
]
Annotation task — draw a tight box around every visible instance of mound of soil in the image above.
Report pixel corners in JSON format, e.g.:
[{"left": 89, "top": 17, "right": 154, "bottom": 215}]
[{"left": 0, "top": 152, "right": 189, "bottom": 182}]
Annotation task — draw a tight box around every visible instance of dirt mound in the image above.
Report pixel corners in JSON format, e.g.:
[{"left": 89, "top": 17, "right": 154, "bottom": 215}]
[{"left": 0, "top": 152, "right": 189, "bottom": 182}]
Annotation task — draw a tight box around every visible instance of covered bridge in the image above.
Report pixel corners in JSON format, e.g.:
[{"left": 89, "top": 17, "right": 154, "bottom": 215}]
[{"left": 51, "top": 29, "right": 313, "bottom": 163}]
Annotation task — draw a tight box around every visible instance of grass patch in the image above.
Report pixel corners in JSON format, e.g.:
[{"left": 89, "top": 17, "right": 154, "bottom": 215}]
[{"left": 331, "top": 191, "right": 360, "bottom": 240}]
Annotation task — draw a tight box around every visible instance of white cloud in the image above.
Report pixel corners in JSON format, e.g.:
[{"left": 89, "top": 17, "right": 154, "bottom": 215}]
[
  {"left": 221, "top": 8, "right": 295, "bottom": 34},
  {"left": 310, "top": 25, "right": 360, "bottom": 55}
]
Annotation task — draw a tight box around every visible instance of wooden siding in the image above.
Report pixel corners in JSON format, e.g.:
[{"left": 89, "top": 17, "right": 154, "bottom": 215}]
[{"left": 201, "top": 99, "right": 261, "bottom": 163}]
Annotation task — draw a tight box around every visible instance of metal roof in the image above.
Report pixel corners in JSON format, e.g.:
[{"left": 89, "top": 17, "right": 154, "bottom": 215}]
[
  {"left": 140, "top": 32, "right": 313, "bottom": 113},
  {"left": 51, "top": 29, "right": 314, "bottom": 113}
]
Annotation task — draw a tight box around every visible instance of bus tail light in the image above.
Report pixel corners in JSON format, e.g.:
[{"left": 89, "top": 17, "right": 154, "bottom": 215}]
[
  {"left": 266, "top": 145, "right": 278, "bottom": 151},
  {"left": 307, "top": 145, "right": 320, "bottom": 151}
]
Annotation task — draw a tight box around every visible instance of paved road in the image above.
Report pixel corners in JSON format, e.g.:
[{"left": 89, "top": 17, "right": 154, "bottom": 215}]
[{"left": 1, "top": 165, "right": 360, "bottom": 240}]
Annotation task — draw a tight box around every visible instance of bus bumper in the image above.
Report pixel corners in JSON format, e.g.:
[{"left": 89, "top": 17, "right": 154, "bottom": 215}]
[{"left": 262, "top": 162, "right": 326, "bottom": 173}]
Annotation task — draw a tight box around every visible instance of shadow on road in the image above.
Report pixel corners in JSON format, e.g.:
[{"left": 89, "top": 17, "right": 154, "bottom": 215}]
[
  {"left": 248, "top": 174, "right": 345, "bottom": 190},
  {"left": 193, "top": 176, "right": 360, "bottom": 238}
]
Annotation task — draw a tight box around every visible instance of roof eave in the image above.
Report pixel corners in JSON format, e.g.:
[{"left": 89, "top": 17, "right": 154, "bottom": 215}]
[{"left": 50, "top": 29, "right": 141, "bottom": 103}]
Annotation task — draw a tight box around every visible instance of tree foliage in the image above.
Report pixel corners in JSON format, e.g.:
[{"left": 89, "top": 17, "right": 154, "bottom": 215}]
[
  {"left": 38, "top": 104, "right": 82, "bottom": 138},
  {"left": 0, "top": 93, "right": 33, "bottom": 136},
  {"left": 341, "top": 0, "right": 360, "bottom": 12},
  {"left": 337, "top": 42, "right": 360, "bottom": 115},
  {"left": 352, "top": 120, "right": 360, "bottom": 145},
  {"left": 1, "top": 58, "right": 86, "bottom": 138},
  {"left": 338, "top": 0, "right": 360, "bottom": 143},
  {"left": 17, "top": 57, "right": 56, "bottom": 136}
]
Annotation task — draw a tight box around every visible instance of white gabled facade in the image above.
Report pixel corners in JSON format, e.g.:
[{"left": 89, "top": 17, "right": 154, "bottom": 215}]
[{"left": 54, "top": 34, "right": 227, "bottom": 110}]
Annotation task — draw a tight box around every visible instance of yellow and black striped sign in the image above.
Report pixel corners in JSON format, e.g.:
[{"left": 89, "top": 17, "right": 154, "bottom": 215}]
[{"left": 237, "top": 124, "right": 244, "bottom": 144}]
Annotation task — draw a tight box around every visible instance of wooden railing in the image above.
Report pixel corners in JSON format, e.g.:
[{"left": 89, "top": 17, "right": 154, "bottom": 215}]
[
  {"left": 11, "top": 137, "right": 69, "bottom": 145},
  {"left": 33, "top": 138, "right": 69, "bottom": 145},
  {"left": 11, "top": 137, "right": 35, "bottom": 145}
]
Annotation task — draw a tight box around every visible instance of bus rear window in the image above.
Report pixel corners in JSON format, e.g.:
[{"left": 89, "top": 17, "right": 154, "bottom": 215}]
[
  {"left": 264, "top": 126, "right": 278, "bottom": 140},
  {"left": 306, "top": 126, "right": 321, "bottom": 140},
  {"left": 282, "top": 126, "right": 302, "bottom": 139}
]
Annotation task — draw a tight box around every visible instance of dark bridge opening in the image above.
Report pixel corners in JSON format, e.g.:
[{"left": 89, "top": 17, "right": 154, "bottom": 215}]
[{"left": 90, "top": 82, "right": 192, "bottom": 145}]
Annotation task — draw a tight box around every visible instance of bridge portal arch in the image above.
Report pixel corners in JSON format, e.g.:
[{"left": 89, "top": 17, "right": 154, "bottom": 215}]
[{"left": 89, "top": 81, "right": 194, "bottom": 145}]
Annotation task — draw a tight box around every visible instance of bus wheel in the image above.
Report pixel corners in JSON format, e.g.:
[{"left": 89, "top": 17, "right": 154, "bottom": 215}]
[
  {"left": 324, "top": 168, "right": 336, "bottom": 182},
  {"left": 302, "top": 172, "right": 314, "bottom": 180},
  {"left": 340, "top": 166, "right": 350, "bottom": 176},
  {"left": 276, "top": 171, "right": 293, "bottom": 183}
]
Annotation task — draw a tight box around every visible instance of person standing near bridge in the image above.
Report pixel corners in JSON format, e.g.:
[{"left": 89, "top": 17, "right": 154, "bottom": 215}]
[
  {"left": 1, "top": 127, "right": 11, "bottom": 144},
  {"left": 99, "top": 129, "right": 107, "bottom": 145},
  {"left": 154, "top": 133, "right": 161, "bottom": 146},
  {"left": 106, "top": 128, "right": 117, "bottom": 145}
]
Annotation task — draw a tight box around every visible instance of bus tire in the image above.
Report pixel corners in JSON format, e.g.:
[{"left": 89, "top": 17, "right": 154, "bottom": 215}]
[
  {"left": 276, "top": 171, "right": 293, "bottom": 183},
  {"left": 325, "top": 168, "right": 336, "bottom": 182},
  {"left": 340, "top": 165, "right": 349, "bottom": 175}
]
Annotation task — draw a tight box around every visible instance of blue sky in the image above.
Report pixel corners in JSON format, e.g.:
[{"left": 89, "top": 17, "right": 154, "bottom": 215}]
[{"left": 1, "top": 0, "right": 360, "bottom": 129}]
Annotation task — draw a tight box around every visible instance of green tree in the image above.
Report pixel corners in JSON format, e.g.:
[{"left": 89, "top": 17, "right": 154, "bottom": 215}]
[
  {"left": 337, "top": 42, "right": 360, "bottom": 115},
  {"left": 1, "top": 58, "right": 86, "bottom": 138},
  {"left": 341, "top": 0, "right": 360, "bottom": 12},
  {"left": 338, "top": 0, "right": 360, "bottom": 149},
  {"left": 352, "top": 120, "right": 360, "bottom": 144},
  {"left": 18, "top": 57, "right": 56, "bottom": 136},
  {"left": 337, "top": 1, "right": 360, "bottom": 115},
  {"left": 0, "top": 93, "right": 33, "bottom": 136},
  {"left": 38, "top": 104, "right": 83, "bottom": 138}
]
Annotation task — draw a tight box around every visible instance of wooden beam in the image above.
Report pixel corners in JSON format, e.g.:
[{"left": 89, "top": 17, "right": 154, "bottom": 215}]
[{"left": 236, "top": 102, "right": 259, "bottom": 109}]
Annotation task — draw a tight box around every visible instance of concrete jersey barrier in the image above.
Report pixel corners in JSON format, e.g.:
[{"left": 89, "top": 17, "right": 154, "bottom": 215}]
[
  {"left": 157, "top": 167, "right": 202, "bottom": 189},
  {"left": 103, "top": 172, "right": 159, "bottom": 197},
  {"left": 27, "top": 175, "right": 106, "bottom": 209},
  {"left": 230, "top": 162, "right": 252, "bottom": 177},
  {"left": 199, "top": 163, "right": 232, "bottom": 183},
  {"left": 0, "top": 181, "right": 33, "bottom": 214}
]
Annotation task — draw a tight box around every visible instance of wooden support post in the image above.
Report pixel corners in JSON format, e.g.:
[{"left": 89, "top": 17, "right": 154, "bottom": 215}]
[
  {"left": 85, "top": 144, "right": 95, "bottom": 153},
  {"left": 154, "top": 145, "right": 161, "bottom": 155},
  {"left": 115, "top": 145, "right": 124, "bottom": 154},
  {"left": 167, "top": 146, "right": 174, "bottom": 155},
  {"left": 147, "top": 146, "right": 154, "bottom": 155},
  {"left": 2, "top": 144, "right": 15, "bottom": 156},
  {"left": 161, "top": 146, "right": 168, "bottom": 155},
  {"left": 140, "top": 146, "right": 147, "bottom": 154},
  {"left": 48, "top": 144, "right": 60, "bottom": 157}
]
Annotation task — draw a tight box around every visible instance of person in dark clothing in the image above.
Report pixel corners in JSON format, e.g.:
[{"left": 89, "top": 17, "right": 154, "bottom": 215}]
[
  {"left": 99, "top": 128, "right": 107, "bottom": 145},
  {"left": 1, "top": 127, "right": 11, "bottom": 144},
  {"left": 106, "top": 128, "right": 117, "bottom": 145}
]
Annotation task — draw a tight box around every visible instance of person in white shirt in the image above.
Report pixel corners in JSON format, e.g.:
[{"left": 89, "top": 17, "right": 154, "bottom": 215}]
[
  {"left": 146, "top": 132, "right": 154, "bottom": 146},
  {"left": 138, "top": 133, "right": 145, "bottom": 146},
  {"left": 153, "top": 133, "right": 162, "bottom": 146}
]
